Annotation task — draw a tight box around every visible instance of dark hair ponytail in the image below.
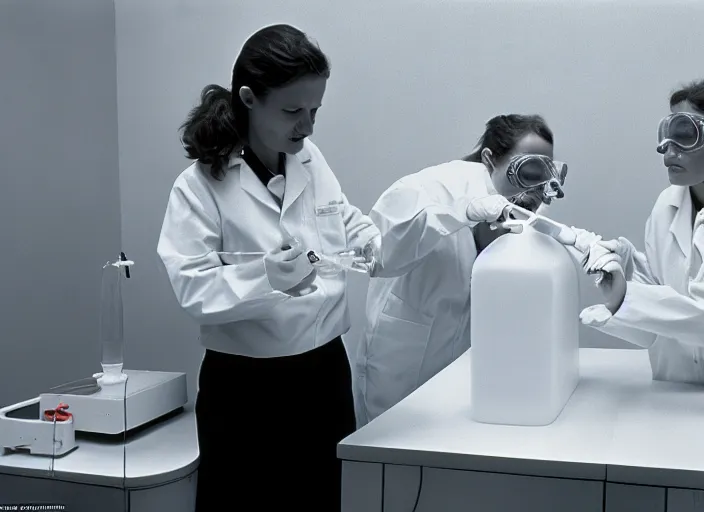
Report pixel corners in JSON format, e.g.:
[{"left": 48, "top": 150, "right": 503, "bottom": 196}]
[
  {"left": 180, "top": 85, "right": 240, "bottom": 179},
  {"left": 462, "top": 114, "right": 553, "bottom": 163},
  {"left": 179, "top": 24, "right": 330, "bottom": 180}
]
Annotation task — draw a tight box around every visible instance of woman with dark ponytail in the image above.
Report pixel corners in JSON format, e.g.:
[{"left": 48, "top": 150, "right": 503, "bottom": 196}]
[{"left": 157, "top": 24, "right": 381, "bottom": 511}]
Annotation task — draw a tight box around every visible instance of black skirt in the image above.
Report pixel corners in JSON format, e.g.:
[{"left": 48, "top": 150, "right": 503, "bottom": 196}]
[{"left": 194, "top": 336, "right": 356, "bottom": 511}]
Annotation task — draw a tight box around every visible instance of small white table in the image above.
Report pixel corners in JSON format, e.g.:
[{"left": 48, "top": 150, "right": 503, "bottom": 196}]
[
  {"left": 339, "top": 348, "right": 704, "bottom": 512},
  {"left": 0, "top": 406, "right": 199, "bottom": 512}
]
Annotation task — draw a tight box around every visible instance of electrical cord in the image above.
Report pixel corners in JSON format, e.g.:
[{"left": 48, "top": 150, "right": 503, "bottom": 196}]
[
  {"left": 122, "top": 378, "right": 128, "bottom": 512},
  {"left": 120, "top": 251, "right": 129, "bottom": 512},
  {"left": 410, "top": 466, "right": 424, "bottom": 511},
  {"left": 50, "top": 415, "right": 56, "bottom": 476},
  {"left": 49, "top": 403, "right": 70, "bottom": 475}
]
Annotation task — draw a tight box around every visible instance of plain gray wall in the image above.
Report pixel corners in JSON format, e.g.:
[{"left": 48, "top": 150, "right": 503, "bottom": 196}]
[
  {"left": 3, "top": 0, "right": 703, "bottom": 409},
  {"left": 114, "top": 0, "right": 703, "bottom": 402},
  {"left": 0, "top": 0, "right": 121, "bottom": 408}
]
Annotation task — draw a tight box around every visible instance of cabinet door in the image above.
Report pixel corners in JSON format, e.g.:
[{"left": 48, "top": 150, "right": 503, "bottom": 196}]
[
  {"left": 341, "top": 461, "right": 383, "bottom": 512},
  {"left": 604, "top": 483, "right": 665, "bottom": 512},
  {"left": 383, "top": 465, "right": 603, "bottom": 512},
  {"left": 668, "top": 489, "right": 704, "bottom": 512},
  {"left": 129, "top": 471, "right": 197, "bottom": 512},
  {"left": 0, "top": 474, "right": 125, "bottom": 512}
]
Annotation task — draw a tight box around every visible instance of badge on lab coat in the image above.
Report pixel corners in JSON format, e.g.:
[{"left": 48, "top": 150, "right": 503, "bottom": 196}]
[{"left": 316, "top": 201, "right": 341, "bottom": 216}]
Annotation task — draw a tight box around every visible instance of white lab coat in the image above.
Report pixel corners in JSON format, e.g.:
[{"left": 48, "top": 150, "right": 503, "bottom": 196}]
[
  {"left": 354, "top": 161, "right": 500, "bottom": 425},
  {"left": 591, "top": 185, "right": 704, "bottom": 383},
  {"left": 157, "top": 139, "right": 379, "bottom": 358}
]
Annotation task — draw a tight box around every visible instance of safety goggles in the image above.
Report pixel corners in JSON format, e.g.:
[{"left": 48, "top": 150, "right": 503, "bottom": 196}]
[
  {"left": 505, "top": 154, "right": 568, "bottom": 202},
  {"left": 657, "top": 112, "right": 704, "bottom": 154}
]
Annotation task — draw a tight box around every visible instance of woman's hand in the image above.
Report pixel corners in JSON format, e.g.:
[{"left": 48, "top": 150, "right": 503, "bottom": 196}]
[
  {"left": 594, "top": 258, "right": 627, "bottom": 314},
  {"left": 579, "top": 258, "right": 627, "bottom": 327}
]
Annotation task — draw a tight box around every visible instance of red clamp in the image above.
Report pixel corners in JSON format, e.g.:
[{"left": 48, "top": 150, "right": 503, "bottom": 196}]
[{"left": 43, "top": 402, "right": 72, "bottom": 422}]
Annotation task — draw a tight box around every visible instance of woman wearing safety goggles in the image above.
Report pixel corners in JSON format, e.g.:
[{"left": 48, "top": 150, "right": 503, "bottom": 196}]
[
  {"left": 354, "top": 114, "right": 571, "bottom": 426},
  {"left": 489, "top": 150, "right": 568, "bottom": 210},
  {"left": 554, "top": 79, "right": 704, "bottom": 384}
]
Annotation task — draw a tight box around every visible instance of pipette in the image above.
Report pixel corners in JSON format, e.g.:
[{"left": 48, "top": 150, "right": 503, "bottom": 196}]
[
  {"left": 306, "top": 249, "right": 369, "bottom": 275},
  {"left": 495, "top": 204, "right": 577, "bottom": 245},
  {"left": 494, "top": 204, "right": 609, "bottom": 283}
]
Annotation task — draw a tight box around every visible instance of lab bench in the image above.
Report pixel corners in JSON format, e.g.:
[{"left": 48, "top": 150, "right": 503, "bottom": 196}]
[
  {"left": 0, "top": 404, "right": 199, "bottom": 512},
  {"left": 339, "top": 348, "right": 704, "bottom": 512}
]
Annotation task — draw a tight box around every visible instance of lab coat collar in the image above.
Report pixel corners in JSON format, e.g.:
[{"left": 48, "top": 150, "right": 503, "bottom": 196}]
[
  {"left": 690, "top": 192, "right": 704, "bottom": 273},
  {"left": 280, "top": 148, "right": 311, "bottom": 216},
  {"left": 226, "top": 146, "right": 312, "bottom": 216},
  {"left": 664, "top": 185, "right": 692, "bottom": 260},
  {"left": 694, "top": 215, "right": 704, "bottom": 279},
  {"left": 230, "top": 153, "right": 280, "bottom": 213}
]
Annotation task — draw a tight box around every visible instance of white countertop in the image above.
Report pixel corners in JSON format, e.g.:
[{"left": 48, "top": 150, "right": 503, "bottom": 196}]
[
  {"left": 0, "top": 406, "right": 199, "bottom": 488},
  {"left": 339, "top": 348, "right": 704, "bottom": 489}
]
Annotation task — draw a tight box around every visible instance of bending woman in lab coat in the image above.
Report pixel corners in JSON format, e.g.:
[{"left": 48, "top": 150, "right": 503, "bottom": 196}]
[
  {"left": 566, "top": 80, "right": 704, "bottom": 383},
  {"left": 157, "top": 25, "right": 380, "bottom": 511},
  {"left": 355, "top": 114, "right": 569, "bottom": 425}
]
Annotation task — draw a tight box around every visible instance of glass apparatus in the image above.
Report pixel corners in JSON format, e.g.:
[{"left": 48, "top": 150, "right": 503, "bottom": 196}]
[
  {"left": 306, "top": 249, "right": 369, "bottom": 277},
  {"left": 97, "top": 252, "right": 133, "bottom": 386}
]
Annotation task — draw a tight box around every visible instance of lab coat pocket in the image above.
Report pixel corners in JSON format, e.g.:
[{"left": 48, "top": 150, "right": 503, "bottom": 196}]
[
  {"left": 315, "top": 203, "right": 347, "bottom": 254},
  {"left": 365, "top": 293, "right": 433, "bottom": 414}
]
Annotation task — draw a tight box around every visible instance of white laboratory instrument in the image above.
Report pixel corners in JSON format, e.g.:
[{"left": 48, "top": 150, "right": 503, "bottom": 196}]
[
  {"left": 470, "top": 214, "right": 580, "bottom": 426},
  {"left": 0, "top": 253, "right": 188, "bottom": 457}
]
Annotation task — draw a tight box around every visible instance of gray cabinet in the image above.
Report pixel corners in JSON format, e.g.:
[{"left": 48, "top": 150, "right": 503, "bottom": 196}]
[
  {"left": 129, "top": 472, "right": 197, "bottom": 512},
  {"left": 0, "top": 474, "right": 126, "bottom": 512},
  {"left": 604, "top": 483, "right": 665, "bottom": 512},
  {"left": 383, "top": 465, "right": 603, "bottom": 512},
  {"left": 0, "top": 472, "right": 197, "bottom": 512},
  {"left": 341, "top": 461, "right": 383, "bottom": 512},
  {"left": 668, "top": 489, "right": 704, "bottom": 512},
  {"left": 340, "top": 461, "right": 704, "bottom": 512}
]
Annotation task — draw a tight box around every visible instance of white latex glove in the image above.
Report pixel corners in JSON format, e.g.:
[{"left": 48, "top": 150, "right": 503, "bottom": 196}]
[
  {"left": 572, "top": 229, "right": 636, "bottom": 275},
  {"left": 466, "top": 195, "right": 513, "bottom": 224},
  {"left": 596, "top": 237, "right": 636, "bottom": 280},
  {"left": 579, "top": 304, "right": 613, "bottom": 327},
  {"left": 264, "top": 238, "right": 315, "bottom": 292},
  {"left": 567, "top": 226, "right": 618, "bottom": 274},
  {"left": 582, "top": 243, "right": 617, "bottom": 275},
  {"left": 357, "top": 235, "right": 382, "bottom": 276},
  {"left": 580, "top": 258, "right": 627, "bottom": 325}
]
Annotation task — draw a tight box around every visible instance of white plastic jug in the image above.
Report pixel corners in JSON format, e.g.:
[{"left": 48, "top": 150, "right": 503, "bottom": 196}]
[{"left": 469, "top": 224, "right": 580, "bottom": 426}]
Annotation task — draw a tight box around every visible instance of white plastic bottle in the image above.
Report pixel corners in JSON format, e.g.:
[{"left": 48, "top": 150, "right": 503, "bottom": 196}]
[{"left": 469, "top": 223, "right": 580, "bottom": 426}]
